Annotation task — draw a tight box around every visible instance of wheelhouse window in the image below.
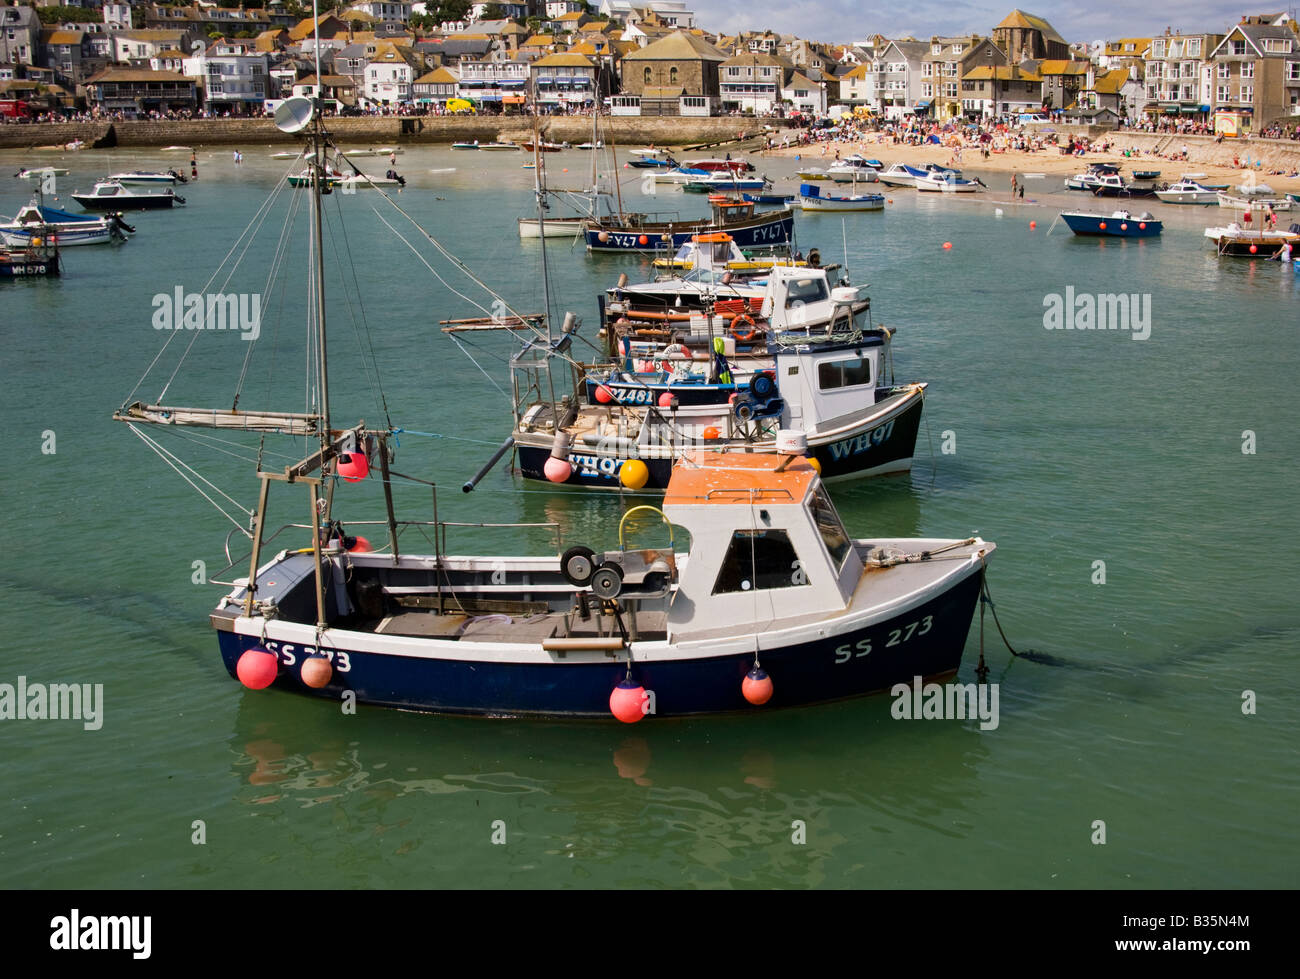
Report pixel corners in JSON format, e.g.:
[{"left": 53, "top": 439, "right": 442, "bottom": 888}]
[
  {"left": 785, "top": 276, "right": 828, "bottom": 307},
  {"left": 712, "top": 529, "right": 808, "bottom": 594},
  {"left": 817, "top": 356, "right": 872, "bottom": 390},
  {"left": 809, "top": 487, "right": 851, "bottom": 571}
]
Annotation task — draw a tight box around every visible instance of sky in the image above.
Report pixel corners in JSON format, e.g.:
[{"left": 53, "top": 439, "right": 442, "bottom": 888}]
[{"left": 684, "top": 1, "right": 1292, "bottom": 45}]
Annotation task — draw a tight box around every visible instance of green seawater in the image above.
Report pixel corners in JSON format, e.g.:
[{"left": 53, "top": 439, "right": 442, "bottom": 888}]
[{"left": 1, "top": 146, "right": 1296, "bottom": 889}]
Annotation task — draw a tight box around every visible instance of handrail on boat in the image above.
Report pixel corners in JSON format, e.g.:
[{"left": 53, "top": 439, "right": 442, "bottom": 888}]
[{"left": 207, "top": 519, "right": 564, "bottom": 587}]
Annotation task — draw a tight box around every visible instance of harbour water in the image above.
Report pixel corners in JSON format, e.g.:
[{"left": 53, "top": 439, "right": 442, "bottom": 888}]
[{"left": 1, "top": 147, "right": 1296, "bottom": 888}]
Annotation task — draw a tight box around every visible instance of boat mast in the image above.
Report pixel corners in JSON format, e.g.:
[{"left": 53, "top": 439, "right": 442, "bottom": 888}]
[
  {"left": 532, "top": 108, "right": 560, "bottom": 416},
  {"left": 309, "top": 0, "right": 332, "bottom": 517}
]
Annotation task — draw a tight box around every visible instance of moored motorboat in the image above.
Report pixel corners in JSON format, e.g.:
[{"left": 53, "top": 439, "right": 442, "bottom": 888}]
[
  {"left": 0, "top": 238, "right": 59, "bottom": 278},
  {"left": 1090, "top": 174, "right": 1157, "bottom": 198},
  {"left": 106, "top": 169, "right": 188, "bottom": 185},
  {"left": 1216, "top": 190, "right": 1292, "bottom": 212},
  {"left": 1201, "top": 206, "right": 1294, "bottom": 256},
  {"left": 15, "top": 166, "right": 70, "bottom": 179},
  {"left": 71, "top": 181, "right": 185, "bottom": 210},
  {"left": 517, "top": 215, "right": 586, "bottom": 238},
  {"left": 1059, "top": 209, "right": 1162, "bottom": 237},
  {"left": 915, "top": 171, "right": 982, "bottom": 193},
  {"left": 827, "top": 155, "right": 880, "bottom": 183},
  {"left": 0, "top": 202, "right": 133, "bottom": 247},
  {"left": 1154, "top": 179, "right": 1219, "bottom": 204},
  {"left": 798, "top": 182, "right": 885, "bottom": 211}
]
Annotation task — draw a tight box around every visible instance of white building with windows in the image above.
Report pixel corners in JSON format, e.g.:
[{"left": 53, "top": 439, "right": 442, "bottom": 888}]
[
  {"left": 346, "top": 2, "right": 413, "bottom": 23},
  {"left": 363, "top": 44, "right": 415, "bottom": 106},
  {"left": 599, "top": 1, "right": 695, "bottom": 29},
  {"left": 182, "top": 38, "right": 269, "bottom": 113}
]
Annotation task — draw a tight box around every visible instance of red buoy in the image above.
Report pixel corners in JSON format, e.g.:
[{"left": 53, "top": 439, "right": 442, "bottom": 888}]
[
  {"left": 610, "top": 680, "right": 647, "bottom": 723},
  {"left": 543, "top": 457, "right": 572, "bottom": 483},
  {"left": 637, "top": 234, "right": 649, "bottom": 246},
  {"left": 702, "top": 425, "right": 720, "bottom": 440},
  {"left": 1029, "top": 220, "right": 1037, "bottom": 230},
  {"left": 337, "top": 451, "right": 369, "bottom": 482},
  {"left": 300, "top": 656, "right": 333, "bottom": 688},
  {"left": 657, "top": 392, "right": 675, "bottom": 408},
  {"left": 742, "top": 667, "right": 774, "bottom": 705},
  {"left": 1099, "top": 222, "right": 1107, "bottom": 230},
  {"left": 1249, "top": 244, "right": 1258, "bottom": 254},
  {"left": 942, "top": 241, "right": 952, "bottom": 250},
  {"left": 1121, "top": 223, "right": 1128, "bottom": 231},
  {"left": 237, "top": 647, "right": 279, "bottom": 689},
  {"left": 594, "top": 384, "right": 614, "bottom": 404},
  {"left": 1139, "top": 222, "right": 1146, "bottom": 230}
]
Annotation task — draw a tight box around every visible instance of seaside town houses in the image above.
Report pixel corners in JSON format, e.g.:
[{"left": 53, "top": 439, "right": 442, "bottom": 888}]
[{"left": 0, "top": 2, "right": 1296, "bottom": 136}]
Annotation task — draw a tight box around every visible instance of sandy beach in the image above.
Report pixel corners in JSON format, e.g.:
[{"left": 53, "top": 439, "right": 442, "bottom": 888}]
[{"left": 754, "top": 134, "right": 1300, "bottom": 196}]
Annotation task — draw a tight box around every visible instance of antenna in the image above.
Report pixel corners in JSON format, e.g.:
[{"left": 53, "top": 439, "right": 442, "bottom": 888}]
[{"left": 274, "top": 96, "right": 315, "bottom": 134}]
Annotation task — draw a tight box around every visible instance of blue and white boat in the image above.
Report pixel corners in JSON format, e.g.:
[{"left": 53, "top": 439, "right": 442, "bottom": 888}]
[
  {"left": 1060, "top": 209, "right": 1162, "bottom": 238},
  {"left": 798, "top": 182, "right": 885, "bottom": 211},
  {"left": 877, "top": 163, "right": 958, "bottom": 189},
  {"left": 584, "top": 198, "right": 794, "bottom": 252},
  {"left": 1064, "top": 162, "right": 1120, "bottom": 191},
  {"left": 628, "top": 156, "right": 676, "bottom": 169},
  {"left": 682, "top": 173, "right": 770, "bottom": 192},
  {"left": 0, "top": 201, "right": 134, "bottom": 247},
  {"left": 743, "top": 192, "right": 794, "bottom": 205},
  {"left": 653, "top": 166, "right": 711, "bottom": 184}
]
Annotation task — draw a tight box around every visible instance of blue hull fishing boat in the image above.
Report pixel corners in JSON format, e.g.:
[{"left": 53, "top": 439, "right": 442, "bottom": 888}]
[
  {"left": 584, "top": 198, "right": 794, "bottom": 252},
  {"left": 798, "top": 182, "right": 885, "bottom": 211},
  {"left": 0, "top": 240, "right": 59, "bottom": 277},
  {"left": 743, "top": 192, "right": 794, "bottom": 205},
  {"left": 1060, "top": 210, "right": 1162, "bottom": 237},
  {"left": 111, "top": 95, "right": 995, "bottom": 722}
]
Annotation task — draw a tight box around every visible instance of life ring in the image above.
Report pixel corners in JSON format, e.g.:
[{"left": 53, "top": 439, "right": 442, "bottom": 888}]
[{"left": 730, "top": 314, "right": 758, "bottom": 343}]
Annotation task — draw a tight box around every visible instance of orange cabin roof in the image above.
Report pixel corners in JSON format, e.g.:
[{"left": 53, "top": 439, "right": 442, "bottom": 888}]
[
  {"left": 693, "top": 232, "right": 735, "bottom": 242},
  {"left": 664, "top": 452, "right": 818, "bottom": 507}
]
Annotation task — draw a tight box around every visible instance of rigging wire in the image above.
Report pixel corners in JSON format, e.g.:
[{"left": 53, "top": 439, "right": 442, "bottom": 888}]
[
  {"left": 128, "top": 425, "right": 253, "bottom": 534},
  {"left": 326, "top": 189, "right": 394, "bottom": 431}
]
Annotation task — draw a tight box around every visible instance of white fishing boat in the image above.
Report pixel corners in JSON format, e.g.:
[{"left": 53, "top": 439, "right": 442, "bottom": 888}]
[
  {"left": 337, "top": 172, "right": 403, "bottom": 190},
  {"left": 876, "top": 163, "right": 917, "bottom": 188},
  {"left": 827, "top": 155, "right": 880, "bottom": 183},
  {"left": 915, "top": 171, "right": 982, "bottom": 193},
  {"left": 110, "top": 94, "right": 997, "bottom": 720},
  {"left": 159, "top": 145, "right": 192, "bottom": 153},
  {"left": 1154, "top": 179, "right": 1219, "bottom": 205},
  {"left": 1217, "top": 190, "right": 1292, "bottom": 211},
  {"left": 654, "top": 167, "right": 711, "bottom": 184},
  {"left": 479, "top": 142, "right": 520, "bottom": 151},
  {"left": 106, "top": 169, "right": 188, "bottom": 186},
  {"left": 15, "top": 166, "right": 69, "bottom": 179},
  {"left": 1204, "top": 220, "right": 1300, "bottom": 256}
]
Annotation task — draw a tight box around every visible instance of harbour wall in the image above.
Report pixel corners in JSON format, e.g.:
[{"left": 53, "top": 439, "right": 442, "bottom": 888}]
[{"left": 0, "top": 116, "right": 772, "bottom": 150}]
